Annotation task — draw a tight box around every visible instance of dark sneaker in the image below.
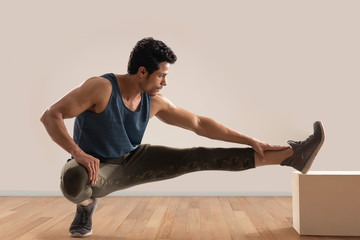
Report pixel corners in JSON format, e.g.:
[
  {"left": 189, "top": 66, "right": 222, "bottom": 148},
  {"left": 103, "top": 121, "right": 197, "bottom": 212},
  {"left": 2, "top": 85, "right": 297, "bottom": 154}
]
[
  {"left": 281, "top": 121, "right": 325, "bottom": 174},
  {"left": 69, "top": 198, "right": 97, "bottom": 238}
]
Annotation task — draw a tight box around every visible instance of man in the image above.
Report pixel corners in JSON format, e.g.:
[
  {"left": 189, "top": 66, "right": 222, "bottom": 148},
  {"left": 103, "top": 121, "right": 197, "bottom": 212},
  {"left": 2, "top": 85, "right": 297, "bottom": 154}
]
[{"left": 41, "top": 37, "right": 324, "bottom": 237}]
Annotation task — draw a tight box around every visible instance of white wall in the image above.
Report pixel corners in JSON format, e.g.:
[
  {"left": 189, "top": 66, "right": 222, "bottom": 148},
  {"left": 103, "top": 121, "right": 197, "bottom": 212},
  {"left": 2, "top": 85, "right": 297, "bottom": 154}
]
[{"left": 1, "top": 0, "right": 359, "bottom": 195}]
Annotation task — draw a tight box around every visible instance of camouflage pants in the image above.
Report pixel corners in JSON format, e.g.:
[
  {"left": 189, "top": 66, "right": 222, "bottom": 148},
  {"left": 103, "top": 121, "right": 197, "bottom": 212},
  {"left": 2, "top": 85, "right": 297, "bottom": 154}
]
[{"left": 60, "top": 144, "right": 255, "bottom": 204}]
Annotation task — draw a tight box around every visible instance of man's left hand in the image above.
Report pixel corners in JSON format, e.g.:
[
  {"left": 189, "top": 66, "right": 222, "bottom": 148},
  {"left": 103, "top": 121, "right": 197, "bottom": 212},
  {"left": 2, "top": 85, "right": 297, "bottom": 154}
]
[{"left": 250, "top": 139, "right": 290, "bottom": 162}]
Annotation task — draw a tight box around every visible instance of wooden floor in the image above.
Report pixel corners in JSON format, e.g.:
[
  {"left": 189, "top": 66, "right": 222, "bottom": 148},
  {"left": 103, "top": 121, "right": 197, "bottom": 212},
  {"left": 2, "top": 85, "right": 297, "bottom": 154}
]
[{"left": 0, "top": 196, "right": 358, "bottom": 240}]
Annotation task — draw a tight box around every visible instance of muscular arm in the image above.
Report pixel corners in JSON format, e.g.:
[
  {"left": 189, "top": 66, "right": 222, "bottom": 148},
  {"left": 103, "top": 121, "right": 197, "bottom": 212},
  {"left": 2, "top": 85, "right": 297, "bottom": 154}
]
[
  {"left": 150, "top": 94, "right": 254, "bottom": 146},
  {"left": 150, "top": 94, "right": 289, "bottom": 160},
  {"left": 41, "top": 77, "right": 111, "bottom": 184}
]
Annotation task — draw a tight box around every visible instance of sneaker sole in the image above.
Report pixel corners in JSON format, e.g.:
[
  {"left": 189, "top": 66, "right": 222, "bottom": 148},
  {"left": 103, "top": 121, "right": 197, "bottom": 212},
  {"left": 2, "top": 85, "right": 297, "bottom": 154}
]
[
  {"left": 301, "top": 121, "right": 325, "bottom": 174},
  {"left": 70, "top": 230, "right": 92, "bottom": 238}
]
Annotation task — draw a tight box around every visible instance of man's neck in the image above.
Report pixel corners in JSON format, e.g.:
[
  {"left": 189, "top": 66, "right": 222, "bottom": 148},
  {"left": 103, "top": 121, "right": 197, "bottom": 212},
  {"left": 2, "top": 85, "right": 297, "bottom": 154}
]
[{"left": 116, "top": 74, "right": 142, "bottom": 101}]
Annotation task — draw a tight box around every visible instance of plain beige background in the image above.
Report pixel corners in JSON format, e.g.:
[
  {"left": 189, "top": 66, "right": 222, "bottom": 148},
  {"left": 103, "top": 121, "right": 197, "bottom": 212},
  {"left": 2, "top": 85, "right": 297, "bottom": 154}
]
[{"left": 0, "top": 0, "right": 359, "bottom": 195}]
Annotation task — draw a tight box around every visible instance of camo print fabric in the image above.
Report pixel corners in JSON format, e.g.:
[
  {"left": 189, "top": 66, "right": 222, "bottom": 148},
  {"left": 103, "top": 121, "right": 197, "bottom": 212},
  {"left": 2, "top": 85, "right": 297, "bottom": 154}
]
[{"left": 60, "top": 144, "right": 255, "bottom": 204}]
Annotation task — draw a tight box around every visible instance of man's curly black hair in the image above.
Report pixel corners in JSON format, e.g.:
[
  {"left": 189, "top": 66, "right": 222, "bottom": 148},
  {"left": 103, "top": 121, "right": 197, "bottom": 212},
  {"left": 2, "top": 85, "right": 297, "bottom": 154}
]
[{"left": 127, "top": 37, "right": 177, "bottom": 75}]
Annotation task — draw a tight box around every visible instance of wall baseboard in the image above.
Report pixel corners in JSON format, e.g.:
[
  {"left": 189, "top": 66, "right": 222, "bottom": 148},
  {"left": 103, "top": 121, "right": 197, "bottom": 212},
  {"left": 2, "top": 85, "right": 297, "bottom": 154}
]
[{"left": 0, "top": 190, "right": 291, "bottom": 197}]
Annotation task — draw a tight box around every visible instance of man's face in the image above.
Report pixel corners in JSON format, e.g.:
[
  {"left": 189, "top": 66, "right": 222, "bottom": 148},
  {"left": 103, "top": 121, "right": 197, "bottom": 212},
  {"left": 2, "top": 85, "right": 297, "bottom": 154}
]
[{"left": 141, "top": 62, "right": 169, "bottom": 96}]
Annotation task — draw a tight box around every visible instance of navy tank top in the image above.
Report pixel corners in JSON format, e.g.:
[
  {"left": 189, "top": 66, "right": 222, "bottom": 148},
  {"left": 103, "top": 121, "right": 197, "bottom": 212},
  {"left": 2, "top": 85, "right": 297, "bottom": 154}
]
[{"left": 72, "top": 73, "right": 151, "bottom": 160}]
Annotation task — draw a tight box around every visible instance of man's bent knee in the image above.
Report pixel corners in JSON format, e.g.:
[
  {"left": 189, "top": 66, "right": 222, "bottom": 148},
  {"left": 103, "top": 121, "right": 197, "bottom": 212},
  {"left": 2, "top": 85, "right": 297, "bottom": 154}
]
[{"left": 60, "top": 159, "right": 92, "bottom": 204}]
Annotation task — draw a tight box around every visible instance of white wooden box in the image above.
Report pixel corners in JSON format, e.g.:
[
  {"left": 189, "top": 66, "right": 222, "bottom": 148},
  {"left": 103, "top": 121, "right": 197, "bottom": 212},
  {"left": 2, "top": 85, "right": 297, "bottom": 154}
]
[{"left": 292, "top": 171, "right": 360, "bottom": 236}]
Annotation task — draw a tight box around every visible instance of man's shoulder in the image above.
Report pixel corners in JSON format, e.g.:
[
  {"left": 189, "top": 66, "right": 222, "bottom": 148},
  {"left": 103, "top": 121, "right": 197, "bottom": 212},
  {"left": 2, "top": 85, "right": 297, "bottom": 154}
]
[
  {"left": 83, "top": 76, "right": 112, "bottom": 91},
  {"left": 150, "top": 94, "right": 175, "bottom": 110},
  {"left": 76, "top": 76, "right": 113, "bottom": 113},
  {"left": 77, "top": 76, "right": 112, "bottom": 103},
  {"left": 151, "top": 94, "right": 167, "bottom": 104}
]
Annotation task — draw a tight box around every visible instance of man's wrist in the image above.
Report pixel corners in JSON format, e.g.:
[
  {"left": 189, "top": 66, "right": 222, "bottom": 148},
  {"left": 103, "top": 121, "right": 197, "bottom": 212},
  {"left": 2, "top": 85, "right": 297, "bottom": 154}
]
[
  {"left": 245, "top": 137, "right": 256, "bottom": 147},
  {"left": 71, "top": 146, "right": 83, "bottom": 159}
]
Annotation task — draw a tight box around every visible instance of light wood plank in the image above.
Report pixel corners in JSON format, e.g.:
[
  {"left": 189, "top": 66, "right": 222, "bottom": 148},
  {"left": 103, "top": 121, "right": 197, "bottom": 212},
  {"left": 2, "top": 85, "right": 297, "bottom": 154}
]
[
  {"left": 218, "top": 196, "right": 255, "bottom": 240},
  {"left": 154, "top": 197, "right": 178, "bottom": 239}
]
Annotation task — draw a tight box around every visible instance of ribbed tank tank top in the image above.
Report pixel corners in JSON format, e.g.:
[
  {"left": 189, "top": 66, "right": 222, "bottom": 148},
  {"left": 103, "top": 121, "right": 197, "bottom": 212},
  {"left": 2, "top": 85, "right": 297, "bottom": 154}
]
[{"left": 72, "top": 73, "right": 151, "bottom": 160}]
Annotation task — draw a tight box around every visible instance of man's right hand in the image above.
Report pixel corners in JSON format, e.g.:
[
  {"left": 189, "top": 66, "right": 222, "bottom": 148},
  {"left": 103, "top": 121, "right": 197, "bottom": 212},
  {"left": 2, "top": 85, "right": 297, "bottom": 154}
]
[{"left": 74, "top": 152, "right": 100, "bottom": 185}]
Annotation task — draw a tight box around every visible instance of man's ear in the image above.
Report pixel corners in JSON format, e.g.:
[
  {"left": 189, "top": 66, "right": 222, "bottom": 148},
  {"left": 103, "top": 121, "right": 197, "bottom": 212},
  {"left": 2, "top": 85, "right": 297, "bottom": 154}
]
[{"left": 138, "top": 66, "right": 148, "bottom": 78}]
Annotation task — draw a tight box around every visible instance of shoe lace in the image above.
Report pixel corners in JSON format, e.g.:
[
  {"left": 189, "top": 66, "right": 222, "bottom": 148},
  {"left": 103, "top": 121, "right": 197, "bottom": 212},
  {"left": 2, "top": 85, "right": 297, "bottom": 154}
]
[
  {"left": 293, "top": 133, "right": 314, "bottom": 160},
  {"left": 73, "top": 209, "right": 90, "bottom": 226},
  {"left": 304, "top": 133, "right": 314, "bottom": 144}
]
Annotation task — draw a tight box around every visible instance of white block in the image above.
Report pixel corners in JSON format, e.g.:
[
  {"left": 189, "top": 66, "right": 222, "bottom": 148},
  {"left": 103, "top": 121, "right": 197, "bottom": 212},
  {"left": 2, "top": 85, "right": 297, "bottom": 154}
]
[{"left": 292, "top": 171, "right": 360, "bottom": 236}]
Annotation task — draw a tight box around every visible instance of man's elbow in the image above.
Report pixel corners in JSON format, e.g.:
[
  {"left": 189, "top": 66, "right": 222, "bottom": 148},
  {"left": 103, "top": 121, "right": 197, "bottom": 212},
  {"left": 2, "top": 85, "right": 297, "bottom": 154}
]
[
  {"left": 40, "top": 108, "right": 57, "bottom": 126},
  {"left": 40, "top": 109, "right": 49, "bottom": 124},
  {"left": 193, "top": 116, "right": 205, "bottom": 136}
]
